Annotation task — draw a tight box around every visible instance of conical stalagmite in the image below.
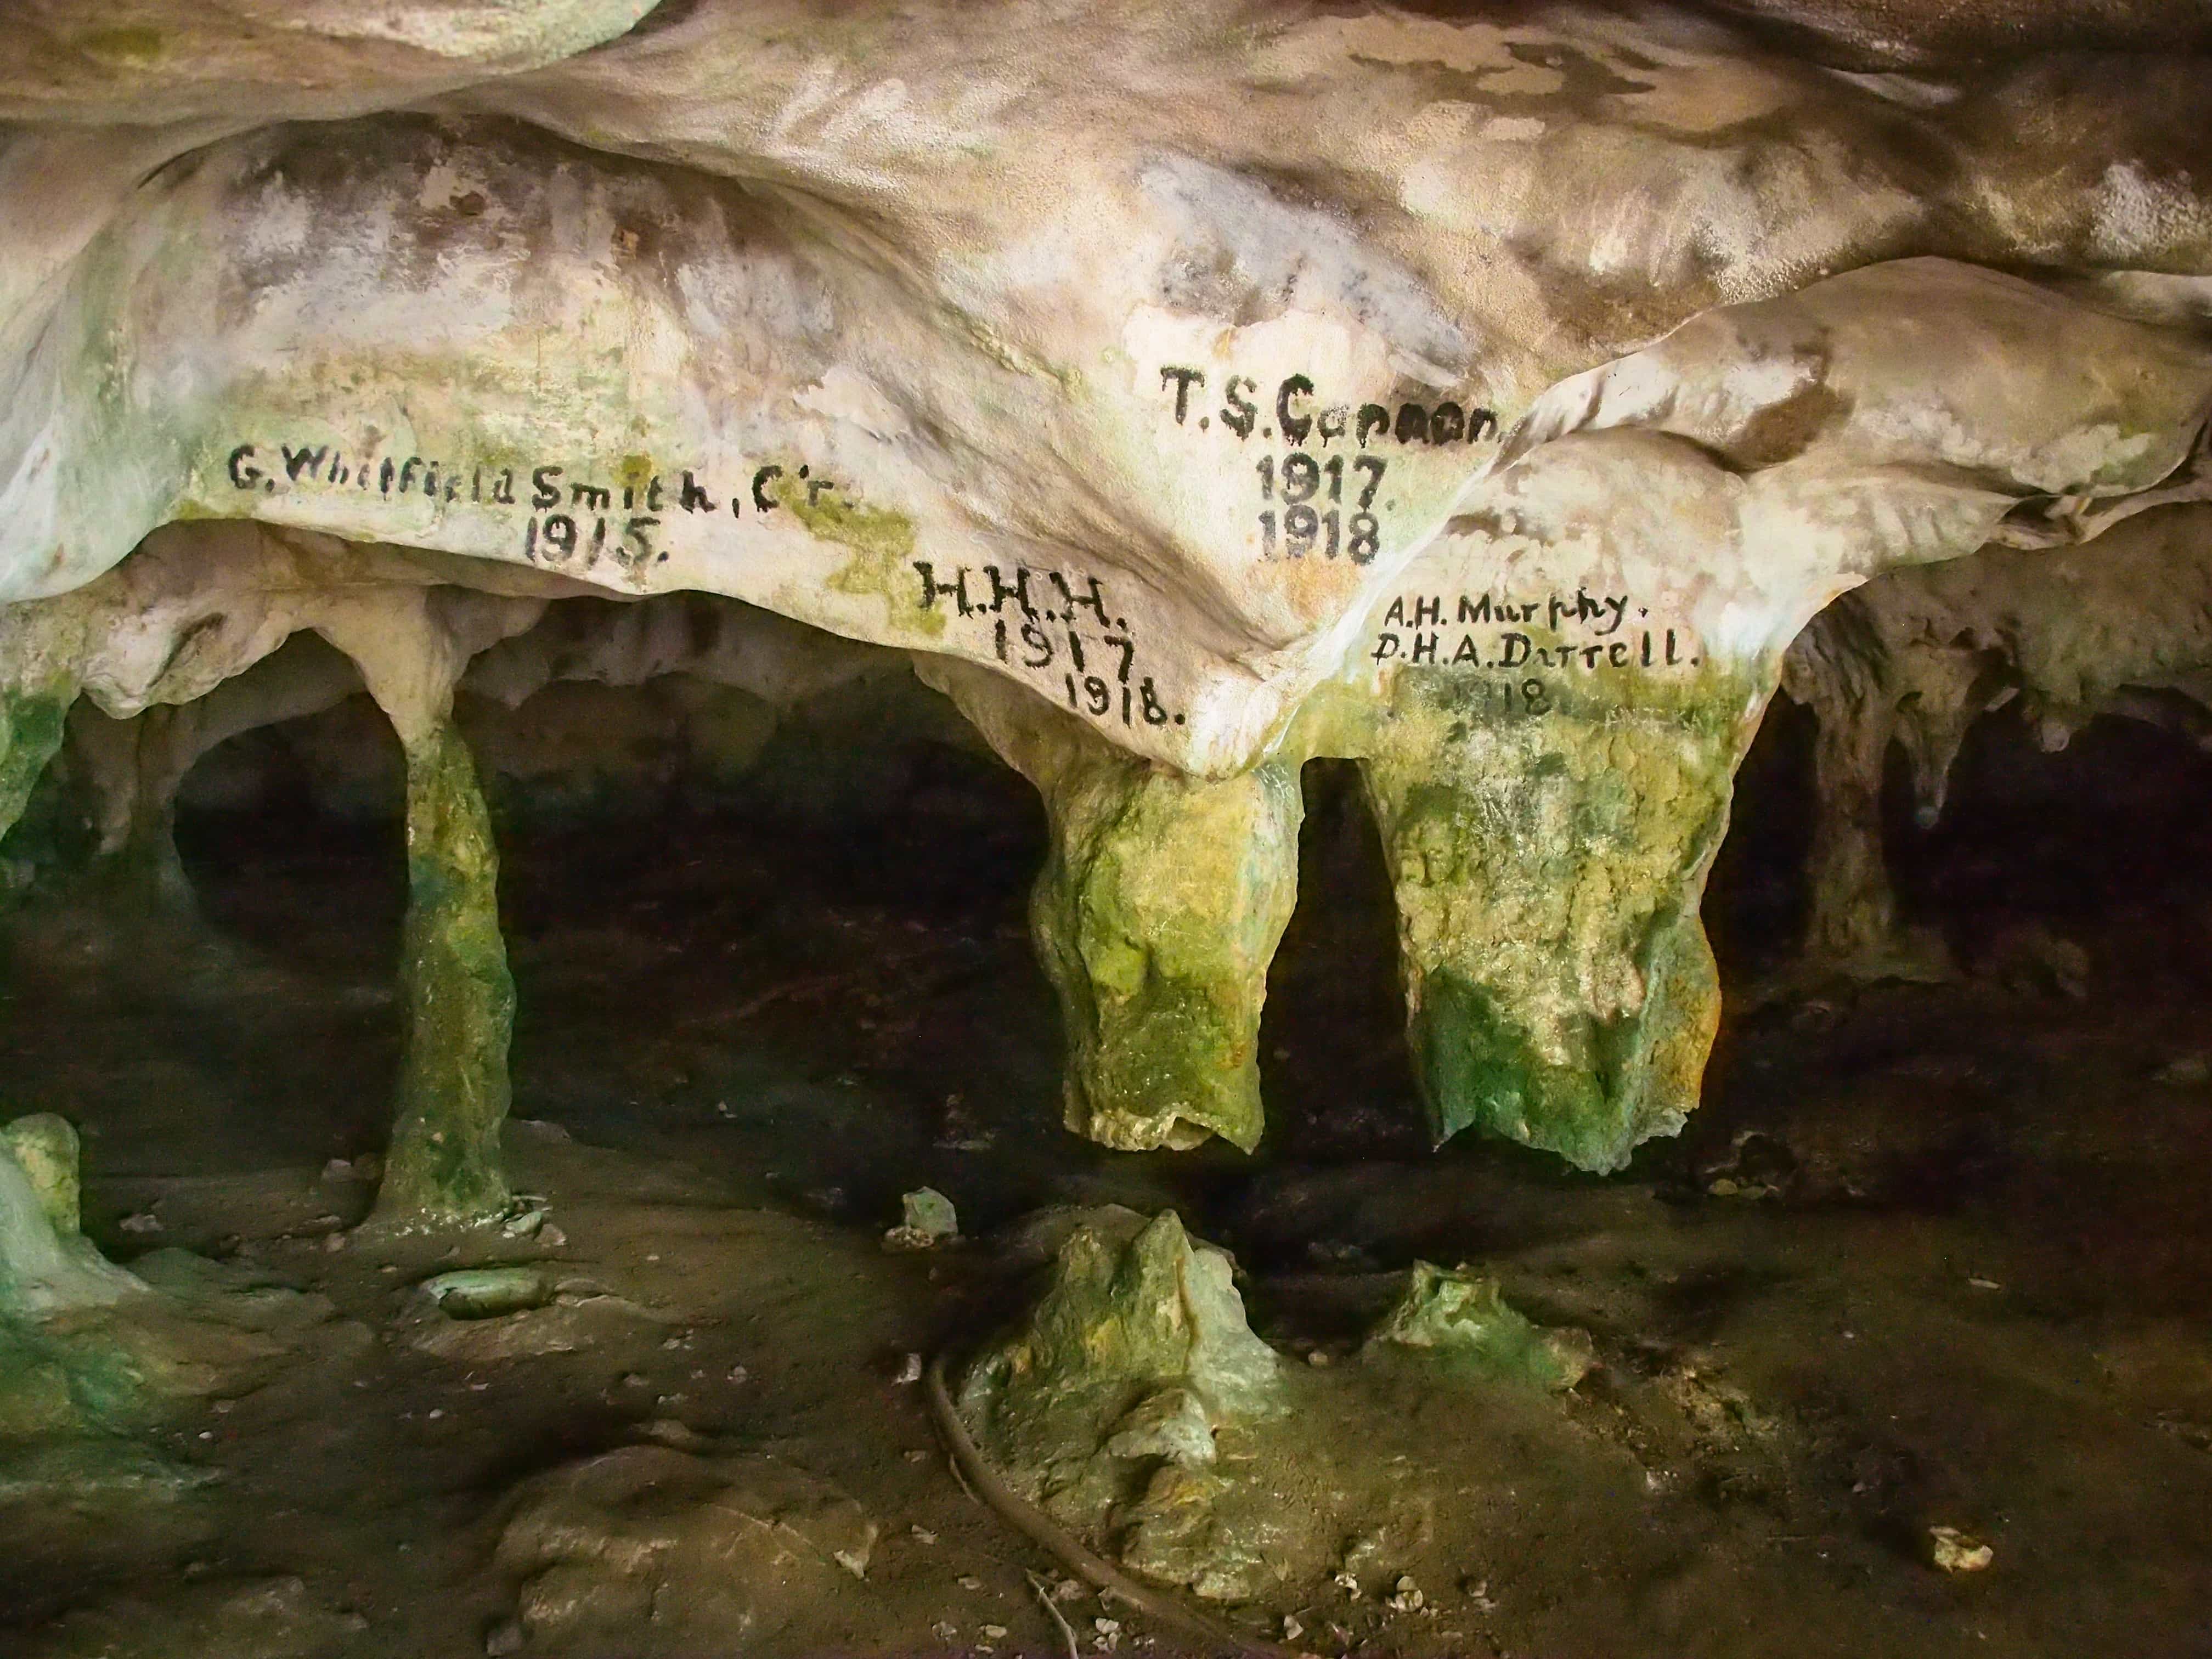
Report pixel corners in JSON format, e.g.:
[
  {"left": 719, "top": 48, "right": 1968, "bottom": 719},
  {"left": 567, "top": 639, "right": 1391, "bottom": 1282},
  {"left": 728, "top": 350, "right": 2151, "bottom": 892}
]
[{"left": 923, "top": 661, "right": 1301, "bottom": 1152}]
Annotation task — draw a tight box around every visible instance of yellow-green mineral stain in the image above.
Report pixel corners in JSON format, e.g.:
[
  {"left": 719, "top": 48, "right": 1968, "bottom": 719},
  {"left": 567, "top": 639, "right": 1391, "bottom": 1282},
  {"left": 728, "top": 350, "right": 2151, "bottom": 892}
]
[
  {"left": 76, "top": 26, "right": 164, "bottom": 67},
  {"left": 373, "top": 721, "right": 515, "bottom": 1228},
  {"left": 1360, "top": 656, "right": 1765, "bottom": 1171},
  {"left": 794, "top": 485, "right": 941, "bottom": 639},
  {"left": 1, "top": 690, "right": 72, "bottom": 850}
]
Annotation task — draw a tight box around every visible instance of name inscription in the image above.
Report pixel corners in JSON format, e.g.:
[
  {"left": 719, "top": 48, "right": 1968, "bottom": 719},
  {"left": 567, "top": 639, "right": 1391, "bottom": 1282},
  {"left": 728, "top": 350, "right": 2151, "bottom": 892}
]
[
  {"left": 224, "top": 441, "right": 848, "bottom": 580},
  {"left": 224, "top": 438, "right": 1187, "bottom": 732},
  {"left": 909, "top": 559, "right": 1184, "bottom": 730},
  {"left": 1157, "top": 365, "right": 1503, "bottom": 572},
  {"left": 1371, "top": 588, "right": 1705, "bottom": 714}
]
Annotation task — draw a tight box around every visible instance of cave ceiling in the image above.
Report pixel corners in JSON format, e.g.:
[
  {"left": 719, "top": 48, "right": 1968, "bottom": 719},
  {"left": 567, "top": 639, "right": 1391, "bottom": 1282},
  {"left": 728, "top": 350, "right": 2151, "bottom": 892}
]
[{"left": 5, "top": 0, "right": 2212, "bottom": 1169}]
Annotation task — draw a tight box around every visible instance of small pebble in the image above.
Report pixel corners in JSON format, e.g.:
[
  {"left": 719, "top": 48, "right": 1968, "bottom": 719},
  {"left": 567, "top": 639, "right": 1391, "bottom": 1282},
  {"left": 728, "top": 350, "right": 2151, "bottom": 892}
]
[
  {"left": 957, "top": 1575, "right": 982, "bottom": 1590},
  {"left": 323, "top": 1231, "right": 348, "bottom": 1252},
  {"left": 894, "top": 1352, "right": 924, "bottom": 1385},
  {"left": 1929, "top": 1526, "right": 1994, "bottom": 1573}
]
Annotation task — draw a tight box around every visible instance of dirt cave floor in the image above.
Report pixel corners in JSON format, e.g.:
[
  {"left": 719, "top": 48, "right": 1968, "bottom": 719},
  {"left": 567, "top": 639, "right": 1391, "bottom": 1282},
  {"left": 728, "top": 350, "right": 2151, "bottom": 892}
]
[{"left": 3, "top": 710, "right": 2212, "bottom": 1659}]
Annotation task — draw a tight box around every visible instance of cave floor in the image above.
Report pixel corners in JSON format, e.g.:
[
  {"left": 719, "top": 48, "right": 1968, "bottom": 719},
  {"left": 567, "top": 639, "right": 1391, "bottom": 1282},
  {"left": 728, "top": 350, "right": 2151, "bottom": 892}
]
[{"left": 2, "top": 797, "right": 2210, "bottom": 1658}]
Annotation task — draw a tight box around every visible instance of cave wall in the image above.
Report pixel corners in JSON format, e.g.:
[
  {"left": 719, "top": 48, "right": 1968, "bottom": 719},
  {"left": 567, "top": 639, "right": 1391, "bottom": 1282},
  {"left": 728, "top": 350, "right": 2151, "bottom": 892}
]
[{"left": 6, "top": 1, "right": 2212, "bottom": 1211}]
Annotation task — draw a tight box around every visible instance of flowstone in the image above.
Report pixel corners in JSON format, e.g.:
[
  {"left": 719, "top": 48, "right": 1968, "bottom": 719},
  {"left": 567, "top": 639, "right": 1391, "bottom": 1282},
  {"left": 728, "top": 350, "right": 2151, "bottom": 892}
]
[
  {"left": 1356, "top": 665, "right": 1753, "bottom": 1169},
  {"left": 19, "top": 1575, "right": 365, "bottom": 1659},
  {"left": 493, "top": 1444, "right": 877, "bottom": 1656},
  {"left": 0, "top": 1114, "right": 317, "bottom": 1458},
  {"left": 927, "top": 663, "right": 1301, "bottom": 1152},
  {"left": 0, "top": 1116, "right": 139, "bottom": 1335}
]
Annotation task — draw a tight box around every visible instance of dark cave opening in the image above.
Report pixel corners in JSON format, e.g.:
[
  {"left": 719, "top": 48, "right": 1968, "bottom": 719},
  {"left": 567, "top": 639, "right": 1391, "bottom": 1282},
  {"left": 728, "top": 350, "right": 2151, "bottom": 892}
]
[
  {"left": 1894, "top": 703, "right": 2212, "bottom": 986},
  {"left": 113, "top": 653, "right": 2212, "bottom": 1216}
]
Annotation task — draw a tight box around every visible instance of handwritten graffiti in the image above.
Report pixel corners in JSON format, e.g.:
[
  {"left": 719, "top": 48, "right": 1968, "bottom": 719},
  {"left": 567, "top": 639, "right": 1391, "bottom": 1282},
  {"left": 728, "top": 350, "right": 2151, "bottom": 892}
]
[
  {"left": 909, "top": 559, "right": 1184, "bottom": 730},
  {"left": 1254, "top": 450, "right": 1386, "bottom": 563},
  {"left": 1158, "top": 366, "right": 1499, "bottom": 571},
  {"left": 1157, "top": 368, "right": 1498, "bottom": 450},
  {"left": 223, "top": 441, "right": 850, "bottom": 580},
  {"left": 1369, "top": 588, "right": 1705, "bottom": 709}
]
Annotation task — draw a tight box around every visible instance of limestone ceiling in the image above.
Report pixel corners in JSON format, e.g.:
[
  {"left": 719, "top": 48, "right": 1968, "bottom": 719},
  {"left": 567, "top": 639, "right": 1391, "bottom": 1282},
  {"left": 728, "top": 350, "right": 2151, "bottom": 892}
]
[{"left": 4, "top": 0, "right": 2212, "bottom": 773}]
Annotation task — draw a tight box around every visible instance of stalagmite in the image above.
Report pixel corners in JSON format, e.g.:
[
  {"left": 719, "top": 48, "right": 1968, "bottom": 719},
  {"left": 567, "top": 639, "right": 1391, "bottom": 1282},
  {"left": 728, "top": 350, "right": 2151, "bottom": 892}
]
[{"left": 1780, "top": 596, "right": 1995, "bottom": 978}]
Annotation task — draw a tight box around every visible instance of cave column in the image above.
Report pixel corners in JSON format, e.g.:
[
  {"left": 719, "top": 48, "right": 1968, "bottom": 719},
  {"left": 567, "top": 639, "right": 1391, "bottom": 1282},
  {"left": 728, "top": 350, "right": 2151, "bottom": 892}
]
[
  {"left": 1354, "top": 667, "right": 1758, "bottom": 1172},
  {"left": 921, "top": 661, "right": 1301, "bottom": 1152},
  {"left": 64, "top": 704, "right": 196, "bottom": 912},
  {"left": 318, "top": 594, "right": 516, "bottom": 1229},
  {"left": 1801, "top": 693, "right": 1899, "bottom": 964}
]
